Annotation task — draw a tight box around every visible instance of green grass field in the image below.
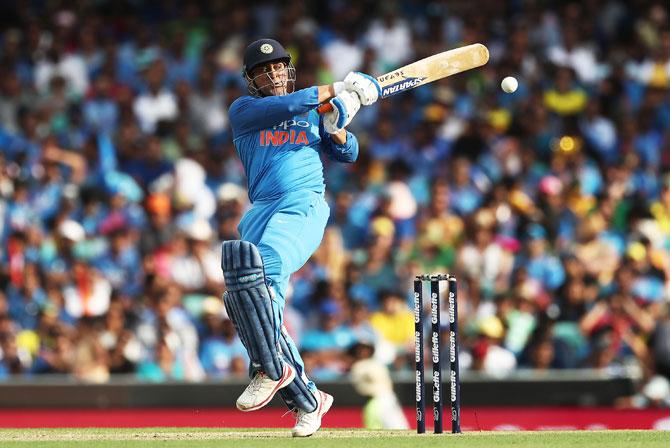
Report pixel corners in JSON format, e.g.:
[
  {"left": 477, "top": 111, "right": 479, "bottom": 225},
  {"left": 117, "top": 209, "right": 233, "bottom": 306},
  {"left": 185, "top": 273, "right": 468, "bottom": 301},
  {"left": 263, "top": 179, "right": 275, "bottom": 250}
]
[{"left": 0, "top": 428, "right": 668, "bottom": 448}]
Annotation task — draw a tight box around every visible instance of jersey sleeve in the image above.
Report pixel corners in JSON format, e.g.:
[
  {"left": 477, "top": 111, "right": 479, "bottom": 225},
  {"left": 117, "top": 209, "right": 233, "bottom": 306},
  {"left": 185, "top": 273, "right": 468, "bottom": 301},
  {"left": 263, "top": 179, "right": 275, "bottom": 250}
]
[
  {"left": 229, "top": 87, "right": 320, "bottom": 137},
  {"left": 318, "top": 120, "right": 359, "bottom": 163}
]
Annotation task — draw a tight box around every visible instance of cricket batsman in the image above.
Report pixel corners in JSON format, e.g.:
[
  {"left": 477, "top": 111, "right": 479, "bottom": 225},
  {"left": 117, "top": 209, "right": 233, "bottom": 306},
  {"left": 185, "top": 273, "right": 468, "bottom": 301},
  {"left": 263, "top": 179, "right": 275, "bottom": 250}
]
[{"left": 220, "top": 38, "right": 380, "bottom": 437}]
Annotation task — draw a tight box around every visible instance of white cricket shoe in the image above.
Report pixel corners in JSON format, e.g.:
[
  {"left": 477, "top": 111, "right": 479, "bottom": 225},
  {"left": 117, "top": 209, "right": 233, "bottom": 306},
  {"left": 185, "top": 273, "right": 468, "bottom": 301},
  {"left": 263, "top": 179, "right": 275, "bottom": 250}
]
[
  {"left": 236, "top": 363, "right": 296, "bottom": 412},
  {"left": 292, "top": 390, "right": 334, "bottom": 437}
]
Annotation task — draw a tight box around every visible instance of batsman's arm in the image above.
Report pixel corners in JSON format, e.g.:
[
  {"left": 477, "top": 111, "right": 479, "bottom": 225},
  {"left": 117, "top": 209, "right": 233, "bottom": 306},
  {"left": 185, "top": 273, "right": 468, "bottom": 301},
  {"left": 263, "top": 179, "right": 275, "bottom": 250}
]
[
  {"left": 317, "top": 84, "right": 339, "bottom": 103},
  {"left": 230, "top": 85, "right": 338, "bottom": 135}
]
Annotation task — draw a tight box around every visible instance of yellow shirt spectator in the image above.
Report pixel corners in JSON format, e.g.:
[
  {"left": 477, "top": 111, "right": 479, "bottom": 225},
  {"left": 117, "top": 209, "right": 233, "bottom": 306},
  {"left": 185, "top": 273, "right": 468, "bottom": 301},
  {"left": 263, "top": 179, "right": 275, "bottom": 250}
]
[
  {"left": 369, "top": 292, "right": 415, "bottom": 347},
  {"left": 544, "top": 88, "right": 587, "bottom": 116},
  {"left": 544, "top": 66, "right": 588, "bottom": 116},
  {"left": 650, "top": 200, "right": 670, "bottom": 234}
]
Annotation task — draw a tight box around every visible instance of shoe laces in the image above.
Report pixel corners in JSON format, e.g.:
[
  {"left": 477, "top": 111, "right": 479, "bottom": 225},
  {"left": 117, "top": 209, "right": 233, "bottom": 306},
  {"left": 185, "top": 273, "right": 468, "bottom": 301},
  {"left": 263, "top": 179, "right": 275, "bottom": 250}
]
[
  {"left": 281, "top": 408, "right": 303, "bottom": 426},
  {"left": 283, "top": 395, "right": 320, "bottom": 426},
  {"left": 248, "top": 372, "right": 267, "bottom": 393},
  {"left": 281, "top": 409, "right": 295, "bottom": 419}
]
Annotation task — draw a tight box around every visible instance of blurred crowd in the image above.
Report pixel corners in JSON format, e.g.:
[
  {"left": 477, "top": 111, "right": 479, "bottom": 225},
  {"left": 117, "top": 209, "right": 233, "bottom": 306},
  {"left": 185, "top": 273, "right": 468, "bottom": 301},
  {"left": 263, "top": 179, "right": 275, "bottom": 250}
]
[{"left": 1, "top": 0, "right": 670, "bottom": 407}]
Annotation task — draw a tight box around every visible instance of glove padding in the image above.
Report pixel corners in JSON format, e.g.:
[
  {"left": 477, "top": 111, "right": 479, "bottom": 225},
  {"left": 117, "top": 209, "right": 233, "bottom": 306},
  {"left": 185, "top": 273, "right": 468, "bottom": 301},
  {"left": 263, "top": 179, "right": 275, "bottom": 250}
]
[
  {"left": 323, "top": 90, "right": 361, "bottom": 134},
  {"left": 344, "top": 71, "right": 381, "bottom": 105}
]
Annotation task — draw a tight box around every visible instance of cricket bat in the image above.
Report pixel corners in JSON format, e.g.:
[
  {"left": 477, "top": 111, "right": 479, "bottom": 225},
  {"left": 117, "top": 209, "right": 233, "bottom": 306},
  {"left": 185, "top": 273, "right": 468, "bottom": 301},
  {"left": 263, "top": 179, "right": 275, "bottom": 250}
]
[{"left": 317, "top": 43, "right": 489, "bottom": 114}]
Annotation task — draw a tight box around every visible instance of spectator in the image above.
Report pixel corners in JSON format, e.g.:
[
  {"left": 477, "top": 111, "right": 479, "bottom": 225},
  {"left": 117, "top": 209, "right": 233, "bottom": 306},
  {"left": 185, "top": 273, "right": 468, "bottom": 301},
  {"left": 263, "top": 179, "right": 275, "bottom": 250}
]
[
  {"left": 62, "top": 260, "right": 112, "bottom": 319},
  {"left": 547, "top": 25, "right": 600, "bottom": 84},
  {"left": 543, "top": 67, "right": 588, "bottom": 117},
  {"left": 322, "top": 25, "right": 363, "bottom": 80},
  {"left": 471, "top": 315, "right": 517, "bottom": 377},
  {"left": 133, "top": 60, "right": 177, "bottom": 133},
  {"left": 6, "top": 263, "right": 46, "bottom": 330},
  {"left": 449, "top": 157, "right": 484, "bottom": 216},
  {"left": 365, "top": 3, "right": 413, "bottom": 73},
  {"left": 140, "top": 193, "right": 176, "bottom": 256},
  {"left": 168, "top": 219, "right": 221, "bottom": 294},
  {"left": 99, "top": 299, "right": 141, "bottom": 374},
  {"left": 0, "top": 318, "right": 25, "bottom": 378},
  {"left": 198, "top": 297, "right": 247, "bottom": 378},
  {"left": 523, "top": 223, "right": 566, "bottom": 291},
  {"left": 137, "top": 337, "right": 185, "bottom": 382},
  {"left": 189, "top": 67, "right": 228, "bottom": 137},
  {"left": 0, "top": 70, "right": 27, "bottom": 134},
  {"left": 34, "top": 41, "right": 88, "bottom": 97},
  {"left": 369, "top": 291, "right": 414, "bottom": 358},
  {"left": 82, "top": 73, "right": 119, "bottom": 134},
  {"left": 72, "top": 320, "right": 110, "bottom": 383},
  {"left": 301, "top": 301, "right": 355, "bottom": 352}
]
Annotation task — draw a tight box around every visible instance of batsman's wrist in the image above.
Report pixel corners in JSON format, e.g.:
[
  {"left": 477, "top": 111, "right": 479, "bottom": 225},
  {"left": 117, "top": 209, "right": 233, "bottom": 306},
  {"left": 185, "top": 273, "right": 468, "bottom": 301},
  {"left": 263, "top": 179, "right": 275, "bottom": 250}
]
[{"left": 331, "top": 129, "right": 347, "bottom": 144}]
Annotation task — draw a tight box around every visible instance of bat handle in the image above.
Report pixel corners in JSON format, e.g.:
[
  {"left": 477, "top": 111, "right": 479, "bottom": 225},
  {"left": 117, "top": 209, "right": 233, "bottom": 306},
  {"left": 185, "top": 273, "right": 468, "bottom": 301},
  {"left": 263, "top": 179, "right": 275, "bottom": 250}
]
[{"left": 316, "top": 103, "right": 333, "bottom": 114}]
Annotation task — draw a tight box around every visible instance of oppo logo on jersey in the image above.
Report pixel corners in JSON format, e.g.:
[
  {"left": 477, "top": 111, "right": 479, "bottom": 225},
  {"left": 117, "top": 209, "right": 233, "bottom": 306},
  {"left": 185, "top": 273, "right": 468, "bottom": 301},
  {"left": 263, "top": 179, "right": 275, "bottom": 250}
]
[
  {"left": 273, "top": 119, "right": 310, "bottom": 130},
  {"left": 260, "top": 119, "right": 311, "bottom": 146}
]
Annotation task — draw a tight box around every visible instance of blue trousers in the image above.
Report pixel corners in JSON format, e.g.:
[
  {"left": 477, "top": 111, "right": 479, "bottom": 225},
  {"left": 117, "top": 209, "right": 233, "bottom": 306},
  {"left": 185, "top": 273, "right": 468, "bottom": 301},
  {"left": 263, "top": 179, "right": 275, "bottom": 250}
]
[{"left": 237, "top": 190, "right": 330, "bottom": 392}]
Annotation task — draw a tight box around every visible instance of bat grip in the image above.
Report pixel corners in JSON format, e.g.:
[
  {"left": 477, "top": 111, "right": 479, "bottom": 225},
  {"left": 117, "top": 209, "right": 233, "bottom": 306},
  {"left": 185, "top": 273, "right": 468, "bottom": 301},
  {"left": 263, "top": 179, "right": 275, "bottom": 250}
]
[{"left": 317, "top": 103, "right": 333, "bottom": 114}]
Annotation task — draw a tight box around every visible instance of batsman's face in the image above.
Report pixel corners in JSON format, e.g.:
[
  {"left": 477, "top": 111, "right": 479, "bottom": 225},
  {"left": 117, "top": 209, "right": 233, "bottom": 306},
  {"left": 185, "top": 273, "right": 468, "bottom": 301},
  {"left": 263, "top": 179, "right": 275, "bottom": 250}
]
[{"left": 251, "top": 61, "right": 289, "bottom": 96}]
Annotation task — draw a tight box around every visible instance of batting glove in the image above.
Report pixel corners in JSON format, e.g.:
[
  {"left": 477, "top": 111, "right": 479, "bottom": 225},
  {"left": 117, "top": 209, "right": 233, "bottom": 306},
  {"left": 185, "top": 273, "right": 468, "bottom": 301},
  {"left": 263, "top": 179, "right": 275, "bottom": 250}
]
[
  {"left": 344, "top": 71, "right": 381, "bottom": 105},
  {"left": 323, "top": 90, "right": 361, "bottom": 134}
]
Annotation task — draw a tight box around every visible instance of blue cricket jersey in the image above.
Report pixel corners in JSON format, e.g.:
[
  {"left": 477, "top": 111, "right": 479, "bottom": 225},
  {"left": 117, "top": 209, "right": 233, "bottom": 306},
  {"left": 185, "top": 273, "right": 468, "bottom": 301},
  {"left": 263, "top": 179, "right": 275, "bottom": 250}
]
[{"left": 229, "top": 87, "right": 359, "bottom": 202}]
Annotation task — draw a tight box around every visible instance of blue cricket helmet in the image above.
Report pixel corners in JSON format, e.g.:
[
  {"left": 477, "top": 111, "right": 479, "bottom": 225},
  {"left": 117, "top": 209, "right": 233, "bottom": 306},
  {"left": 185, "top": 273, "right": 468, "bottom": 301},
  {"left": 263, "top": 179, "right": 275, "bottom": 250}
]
[{"left": 242, "top": 38, "right": 291, "bottom": 76}]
